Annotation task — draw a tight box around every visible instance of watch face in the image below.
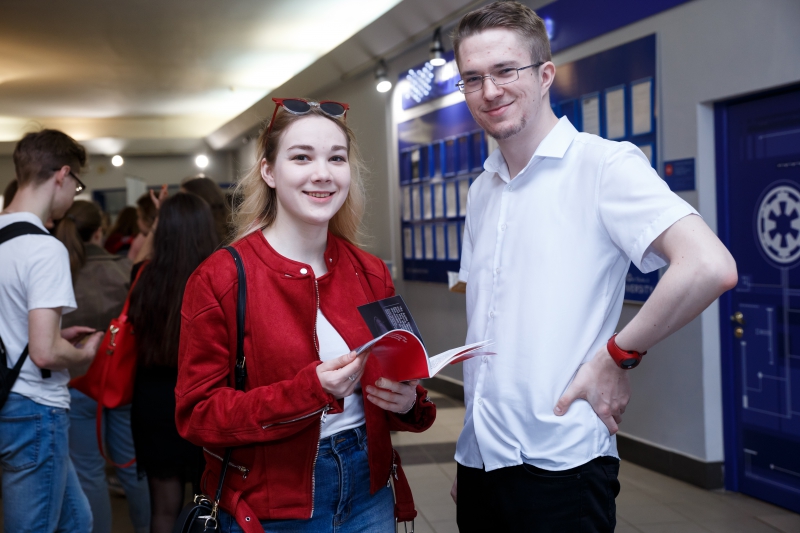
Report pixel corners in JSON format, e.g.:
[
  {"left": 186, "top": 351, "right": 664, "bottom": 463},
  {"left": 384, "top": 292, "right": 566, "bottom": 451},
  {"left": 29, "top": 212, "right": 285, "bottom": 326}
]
[{"left": 622, "top": 358, "right": 640, "bottom": 369}]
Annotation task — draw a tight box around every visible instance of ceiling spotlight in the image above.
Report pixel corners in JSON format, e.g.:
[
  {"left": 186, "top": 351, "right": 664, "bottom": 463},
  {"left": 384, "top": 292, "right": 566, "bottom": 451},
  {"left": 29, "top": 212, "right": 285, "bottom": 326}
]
[
  {"left": 429, "top": 27, "right": 446, "bottom": 67},
  {"left": 111, "top": 155, "right": 124, "bottom": 167},
  {"left": 375, "top": 60, "right": 392, "bottom": 93},
  {"left": 195, "top": 154, "right": 209, "bottom": 169}
]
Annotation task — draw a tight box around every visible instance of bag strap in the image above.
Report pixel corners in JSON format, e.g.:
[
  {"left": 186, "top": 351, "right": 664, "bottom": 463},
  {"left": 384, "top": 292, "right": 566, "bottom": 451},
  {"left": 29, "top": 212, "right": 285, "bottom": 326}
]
[
  {"left": 92, "top": 262, "right": 148, "bottom": 469},
  {"left": 0, "top": 222, "right": 55, "bottom": 379},
  {"left": 0, "top": 221, "right": 51, "bottom": 244},
  {"left": 214, "top": 246, "right": 248, "bottom": 505}
]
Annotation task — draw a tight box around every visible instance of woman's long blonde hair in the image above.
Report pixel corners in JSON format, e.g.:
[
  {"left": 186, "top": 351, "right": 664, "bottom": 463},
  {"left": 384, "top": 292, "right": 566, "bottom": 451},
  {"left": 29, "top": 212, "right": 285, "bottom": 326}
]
[{"left": 230, "top": 105, "right": 366, "bottom": 245}]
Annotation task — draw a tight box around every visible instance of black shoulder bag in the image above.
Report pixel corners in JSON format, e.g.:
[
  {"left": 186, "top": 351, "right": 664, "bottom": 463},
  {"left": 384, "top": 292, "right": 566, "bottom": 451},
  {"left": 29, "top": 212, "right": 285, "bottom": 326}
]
[
  {"left": 173, "top": 246, "right": 248, "bottom": 533},
  {"left": 0, "top": 222, "right": 55, "bottom": 410}
]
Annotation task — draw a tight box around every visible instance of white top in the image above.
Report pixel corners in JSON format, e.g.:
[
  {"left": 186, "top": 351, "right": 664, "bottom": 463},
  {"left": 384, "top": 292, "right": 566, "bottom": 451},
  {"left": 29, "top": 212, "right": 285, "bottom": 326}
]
[
  {"left": 0, "top": 212, "right": 77, "bottom": 409},
  {"left": 456, "top": 117, "right": 697, "bottom": 472},
  {"left": 316, "top": 309, "right": 365, "bottom": 438}
]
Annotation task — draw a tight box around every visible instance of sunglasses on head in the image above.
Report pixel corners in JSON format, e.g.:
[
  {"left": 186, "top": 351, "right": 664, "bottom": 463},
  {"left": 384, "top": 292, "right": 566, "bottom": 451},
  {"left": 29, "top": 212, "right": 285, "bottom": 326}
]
[{"left": 266, "top": 98, "right": 350, "bottom": 137}]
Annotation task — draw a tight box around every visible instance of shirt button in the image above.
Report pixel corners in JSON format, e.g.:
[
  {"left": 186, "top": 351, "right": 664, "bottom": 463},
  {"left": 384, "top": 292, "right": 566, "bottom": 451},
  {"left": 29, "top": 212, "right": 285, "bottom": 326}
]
[
  {"left": 477, "top": 398, "right": 483, "bottom": 406},
  {"left": 495, "top": 267, "right": 500, "bottom": 274},
  {"left": 300, "top": 268, "right": 308, "bottom": 275},
  {"left": 489, "top": 311, "right": 495, "bottom": 318},
  {"left": 482, "top": 356, "right": 488, "bottom": 363},
  {"left": 500, "top": 224, "right": 507, "bottom": 231},
  {"left": 508, "top": 185, "right": 513, "bottom": 191}
]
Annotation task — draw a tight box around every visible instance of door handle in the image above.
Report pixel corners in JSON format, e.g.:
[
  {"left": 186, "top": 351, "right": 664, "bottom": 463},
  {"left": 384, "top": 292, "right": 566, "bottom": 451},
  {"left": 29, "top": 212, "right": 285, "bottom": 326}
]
[{"left": 731, "top": 311, "right": 746, "bottom": 326}]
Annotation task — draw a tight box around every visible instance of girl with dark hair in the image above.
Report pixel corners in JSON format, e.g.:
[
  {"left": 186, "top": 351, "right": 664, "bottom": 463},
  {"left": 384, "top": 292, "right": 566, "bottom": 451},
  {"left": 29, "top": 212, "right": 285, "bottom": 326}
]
[
  {"left": 56, "top": 200, "right": 150, "bottom": 533},
  {"left": 128, "top": 192, "right": 218, "bottom": 533},
  {"left": 175, "top": 100, "right": 436, "bottom": 533},
  {"left": 181, "top": 175, "right": 232, "bottom": 245}
]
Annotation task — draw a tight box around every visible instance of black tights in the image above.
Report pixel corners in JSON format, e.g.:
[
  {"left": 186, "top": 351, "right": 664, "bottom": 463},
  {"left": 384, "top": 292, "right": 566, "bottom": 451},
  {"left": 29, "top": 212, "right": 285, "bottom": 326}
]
[{"left": 147, "top": 475, "right": 186, "bottom": 533}]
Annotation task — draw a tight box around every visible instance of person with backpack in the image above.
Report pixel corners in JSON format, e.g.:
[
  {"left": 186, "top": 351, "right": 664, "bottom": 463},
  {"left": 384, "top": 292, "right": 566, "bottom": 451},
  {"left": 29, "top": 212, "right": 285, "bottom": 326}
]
[
  {"left": 56, "top": 200, "right": 151, "bottom": 533},
  {"left": 175, "top": 99, "right": 436, "bottom": 533},
  {"left": 0, "top": 129, "right": 104, "bottom": 533}
]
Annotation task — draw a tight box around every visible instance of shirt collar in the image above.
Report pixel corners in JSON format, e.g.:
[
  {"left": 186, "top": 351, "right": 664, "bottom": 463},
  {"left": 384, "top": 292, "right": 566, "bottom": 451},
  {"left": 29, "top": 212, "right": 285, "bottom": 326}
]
[{"left": 483, "top": 116, "right": 579, "bottom": 181}]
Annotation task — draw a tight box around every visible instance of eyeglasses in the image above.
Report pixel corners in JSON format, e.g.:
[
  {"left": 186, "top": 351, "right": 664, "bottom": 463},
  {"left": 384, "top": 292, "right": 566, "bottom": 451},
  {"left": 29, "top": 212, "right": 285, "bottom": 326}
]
[
  {"left": 266, "top": 98, "right": 349, "bottom": 137},
  {"left": 456, "top": 62, "right": 544, "bottom": 94},
  {"left": 69, "top": 172, "right": 86, "bottom": 195},
  {"left": 52, "top": 168, "right": 86, "bottom": 195}
]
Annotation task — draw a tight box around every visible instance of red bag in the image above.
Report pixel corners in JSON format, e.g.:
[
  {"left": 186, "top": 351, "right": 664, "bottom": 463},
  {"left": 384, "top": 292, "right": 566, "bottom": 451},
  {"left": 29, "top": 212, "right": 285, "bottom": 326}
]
[{"left": 70, "top": 265, "right": 145, "bottom": 467}]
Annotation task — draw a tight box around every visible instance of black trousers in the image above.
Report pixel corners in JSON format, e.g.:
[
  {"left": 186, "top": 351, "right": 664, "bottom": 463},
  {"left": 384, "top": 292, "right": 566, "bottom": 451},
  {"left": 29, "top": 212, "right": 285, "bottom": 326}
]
[{"left": 456, "top": 456, "right": 621, "bottom": 533}]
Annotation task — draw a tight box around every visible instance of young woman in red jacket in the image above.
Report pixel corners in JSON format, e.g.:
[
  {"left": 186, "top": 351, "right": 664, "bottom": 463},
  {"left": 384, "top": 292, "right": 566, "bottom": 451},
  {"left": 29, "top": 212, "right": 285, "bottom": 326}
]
[{"left": 175, "top": 99, "right": 436, "bottom": 533}]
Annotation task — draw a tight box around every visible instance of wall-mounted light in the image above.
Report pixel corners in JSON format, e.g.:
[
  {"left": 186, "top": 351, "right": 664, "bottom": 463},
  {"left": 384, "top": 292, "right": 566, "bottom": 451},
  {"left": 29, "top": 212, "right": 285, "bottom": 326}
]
[
  {"left": 111, "top": 155, "right": 124, "bottom": 167},
  {"left": 429, "top": 27, "right": 446, "bottom": 67},
  {"left": 375, "top": 60, "right": 392, "bottom": 93},
  {"left": 195, "top": 155, "right": 209, "bottom": 169}
]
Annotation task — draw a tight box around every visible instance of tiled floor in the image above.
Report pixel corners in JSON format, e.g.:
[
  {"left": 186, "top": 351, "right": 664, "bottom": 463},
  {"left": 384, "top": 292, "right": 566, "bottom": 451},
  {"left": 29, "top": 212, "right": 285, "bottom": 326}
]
[
  {"left": 3, "top": 390, "right": 800, "bottom": 532},
  {"left": 398, "top": 391, "right": 800, "bottom": 533}
]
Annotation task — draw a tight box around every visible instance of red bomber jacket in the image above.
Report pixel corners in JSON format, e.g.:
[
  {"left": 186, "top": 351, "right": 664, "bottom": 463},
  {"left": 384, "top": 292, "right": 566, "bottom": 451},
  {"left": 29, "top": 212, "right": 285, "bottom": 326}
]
[{"left": 176, "top": 230, "right": 436, "bottom": 532}]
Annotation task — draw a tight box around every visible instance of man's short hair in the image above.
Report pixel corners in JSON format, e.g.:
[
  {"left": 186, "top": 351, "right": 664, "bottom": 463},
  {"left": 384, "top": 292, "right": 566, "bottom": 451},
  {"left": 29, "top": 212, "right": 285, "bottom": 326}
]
[
  {"left": 452, "top": 1, "right": 552, "bottom": 67},
  {"left": 13, "top": 129, "right": 87, "bottom": 187}
]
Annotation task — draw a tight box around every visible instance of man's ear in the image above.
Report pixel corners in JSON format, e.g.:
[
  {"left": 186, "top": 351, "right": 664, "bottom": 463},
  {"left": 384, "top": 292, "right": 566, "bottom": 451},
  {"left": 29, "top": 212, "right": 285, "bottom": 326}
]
[
  {"left": 53, "top": 166, "right": 68, "bottom": 189},
  {"left": 539, "top": 61, "right": 556, "bottom": 97},
  {"left": 260, "top": 159, "right": 276, "bottom": 189}
]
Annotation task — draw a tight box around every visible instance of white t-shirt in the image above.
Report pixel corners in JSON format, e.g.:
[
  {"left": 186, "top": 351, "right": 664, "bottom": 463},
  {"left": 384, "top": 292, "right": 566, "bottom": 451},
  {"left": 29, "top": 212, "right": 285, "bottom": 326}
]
[
  {"left": 316, "top": 309, "right": 365, "bottom": 438},
  {"left": 456, "top": 117, "right": 698, "bottom": 472},
  {"left": 0, "top": 212, "right": 77, "bottom": 409}
]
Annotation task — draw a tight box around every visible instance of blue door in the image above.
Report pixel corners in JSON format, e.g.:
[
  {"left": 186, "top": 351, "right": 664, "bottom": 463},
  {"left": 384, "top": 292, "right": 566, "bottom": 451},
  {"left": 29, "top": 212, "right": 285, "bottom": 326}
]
[{"left": 717, "top": 85, "right": 800, "bottom": 513}]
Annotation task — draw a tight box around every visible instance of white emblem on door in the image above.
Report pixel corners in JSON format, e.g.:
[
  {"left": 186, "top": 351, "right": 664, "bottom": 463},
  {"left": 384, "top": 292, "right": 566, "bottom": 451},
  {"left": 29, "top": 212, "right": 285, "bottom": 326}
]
[{"left": 756, "top": 184, "right": 800, "bottom": 266}]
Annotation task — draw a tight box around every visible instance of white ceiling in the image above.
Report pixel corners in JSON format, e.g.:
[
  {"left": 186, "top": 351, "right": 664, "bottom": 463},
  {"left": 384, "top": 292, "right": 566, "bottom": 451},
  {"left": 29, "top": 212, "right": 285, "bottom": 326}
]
[{"left": 0, "top": 0, "right": 403, "bottom": 150}]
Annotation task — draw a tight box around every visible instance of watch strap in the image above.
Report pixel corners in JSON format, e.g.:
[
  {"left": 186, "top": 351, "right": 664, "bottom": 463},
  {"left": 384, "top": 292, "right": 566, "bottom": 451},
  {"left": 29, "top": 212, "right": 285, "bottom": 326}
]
[{"left": 607, "top": 334, "right": 646, "bottom": 369}]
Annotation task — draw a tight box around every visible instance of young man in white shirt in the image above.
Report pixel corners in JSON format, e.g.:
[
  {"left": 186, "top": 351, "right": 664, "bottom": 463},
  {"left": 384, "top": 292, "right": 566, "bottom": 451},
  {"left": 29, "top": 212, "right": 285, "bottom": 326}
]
[
  {"left": 449, "top": 2, "right": 738, "bottom": 531},
  {"left": 0, "top": 129, "right": 104, "bottom": 533}
]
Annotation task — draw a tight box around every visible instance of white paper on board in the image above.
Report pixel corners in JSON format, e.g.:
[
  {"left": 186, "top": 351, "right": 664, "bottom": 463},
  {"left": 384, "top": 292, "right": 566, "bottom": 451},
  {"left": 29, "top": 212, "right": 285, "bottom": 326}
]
[
  {"left": 402, "top": 187, "right": 411, "bottom": 221},
  {"left": 447, "top": 224, "right": 460, "bottom": 260},
  {"left": 458, "top": 180, "right": 470, "bottom": 215},
  {"left": 403, "top": 228, "right": 413, "bottom": 259},
  {"left": 605, "top": 88, "right": 625, "bottom": 140},
  {"left": 423, "top": 186, "right": 432, "bottom": 219},
  {"left": 434, "top": 183, "right": 444, "bottom": 218},
  {"left": 446, "top": 182, "right": 457, "bottom": 218},
  {"left": 414, "top": 226, "right": 423, "bottom": 259},
  {"left": 581, "top": 95, "right": 600, "bottom": 135},
  {"left": 436, "top": 225, "right": 446, "bottom": 259},
  {"left": 411, "top": 187, "right": 421, "bottom": 221},
  {"left": 424, "top": 225, "right": 434, "bottom": 259},
  {"left": 632, "top": 80, "right": 652, "bottom": 135}
]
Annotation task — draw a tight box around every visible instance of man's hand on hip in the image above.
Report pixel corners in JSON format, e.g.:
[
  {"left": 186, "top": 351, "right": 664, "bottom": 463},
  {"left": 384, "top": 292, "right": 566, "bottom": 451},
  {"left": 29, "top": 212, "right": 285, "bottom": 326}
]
[{"left": 553, "top": 346, "right": 630, "bottom": 435}]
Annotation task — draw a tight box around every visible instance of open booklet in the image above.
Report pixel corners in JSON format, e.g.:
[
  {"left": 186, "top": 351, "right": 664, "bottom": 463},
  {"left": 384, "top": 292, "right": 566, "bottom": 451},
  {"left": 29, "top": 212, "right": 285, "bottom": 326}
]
[{"left": 356, "top": 296, "right": 494, "bottom": 381}]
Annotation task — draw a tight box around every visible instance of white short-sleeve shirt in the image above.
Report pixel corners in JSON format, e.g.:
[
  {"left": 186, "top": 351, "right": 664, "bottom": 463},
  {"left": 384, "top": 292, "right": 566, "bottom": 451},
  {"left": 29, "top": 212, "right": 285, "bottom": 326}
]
[
  {"left": 456, "top": 117, "right": 698, "bottom": 471},
  {"left": 0, "top": 212, "right": 77, "bottom": 409}
]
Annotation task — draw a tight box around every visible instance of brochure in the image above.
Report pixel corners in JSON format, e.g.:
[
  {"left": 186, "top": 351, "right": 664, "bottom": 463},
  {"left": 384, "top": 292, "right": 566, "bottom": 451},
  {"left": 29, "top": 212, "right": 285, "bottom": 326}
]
[{"left": 357, "top": 296, "right": 494, "bottom": 381}]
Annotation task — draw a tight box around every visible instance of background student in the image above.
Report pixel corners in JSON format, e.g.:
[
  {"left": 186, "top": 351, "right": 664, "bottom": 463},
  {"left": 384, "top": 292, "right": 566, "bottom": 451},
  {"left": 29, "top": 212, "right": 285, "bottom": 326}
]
[
  {"left": 0, "top": 129, "right": 104, "bottom": 533},
  {"left": 128, "top": 192, "right": 218, "bottom": 533}
]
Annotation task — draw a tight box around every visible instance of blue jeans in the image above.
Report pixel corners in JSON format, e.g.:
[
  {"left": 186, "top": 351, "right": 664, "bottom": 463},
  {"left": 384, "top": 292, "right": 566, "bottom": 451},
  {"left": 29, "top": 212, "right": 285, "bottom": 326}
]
[
  {"left": 218, "top": 425, "right": 395, "bottom": 533},
  {"left": 0, "top": 393, "right": 92, "bottom": 533},
  {"left": 68, "top": 388, "right": 151, "bottom": 533}
]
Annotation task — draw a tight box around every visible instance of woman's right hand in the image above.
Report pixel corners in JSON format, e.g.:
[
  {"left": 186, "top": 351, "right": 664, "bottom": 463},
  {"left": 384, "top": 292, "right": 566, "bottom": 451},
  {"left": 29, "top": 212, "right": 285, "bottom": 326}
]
[{"left": 316, "top": 351, "right": 368, "bottom": 399}]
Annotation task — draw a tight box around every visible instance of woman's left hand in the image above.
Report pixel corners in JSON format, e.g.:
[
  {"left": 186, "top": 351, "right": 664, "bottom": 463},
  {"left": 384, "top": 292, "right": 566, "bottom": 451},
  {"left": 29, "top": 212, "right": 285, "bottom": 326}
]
[{"left": 366, "top": 378, "right": 419, "bottom": 414}]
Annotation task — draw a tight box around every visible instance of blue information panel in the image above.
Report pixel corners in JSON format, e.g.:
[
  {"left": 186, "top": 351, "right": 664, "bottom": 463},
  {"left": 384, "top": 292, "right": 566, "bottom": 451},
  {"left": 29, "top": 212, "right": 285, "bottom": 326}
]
[
  {"left": 398, "top": 102, "right": 485, "bottom": 282},
  {"left": 663, "top": 158, "right": 696, "bottom": 191},
  {"left": 399, "top": 51, "right": 460, "bottom": 110}
]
